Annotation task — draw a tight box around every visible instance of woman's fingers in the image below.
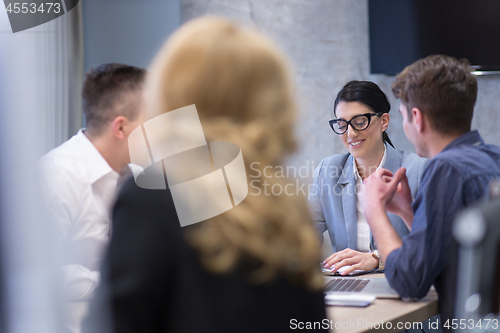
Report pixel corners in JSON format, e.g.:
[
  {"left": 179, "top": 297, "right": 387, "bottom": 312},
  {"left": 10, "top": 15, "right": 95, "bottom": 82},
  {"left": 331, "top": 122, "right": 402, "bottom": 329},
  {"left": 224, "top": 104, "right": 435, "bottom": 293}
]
[
  {"left": 324, "top": 252, "right": 379, "bottom": 273},
  {"left": 323, "top": 249, "right": 355, "bottom": 268},
  {"left": 339, "top": 263, "right": 363, "bottom": 275},
  {"left": 335, "top": 258, "right": 357, "bottom": 268},
  {"left": 322, "top": 249, "right": 380, "bottom": 274}
]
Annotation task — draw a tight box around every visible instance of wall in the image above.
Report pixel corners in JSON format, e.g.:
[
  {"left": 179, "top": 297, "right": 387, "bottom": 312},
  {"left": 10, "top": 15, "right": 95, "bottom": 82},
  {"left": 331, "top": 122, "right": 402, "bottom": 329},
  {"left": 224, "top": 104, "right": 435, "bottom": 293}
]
[
  {"left": 82, "top": 0, "right": 181, "bottom": 72},
  {"left": 182, "top": 0, "right": 500, "bottom": 171}
]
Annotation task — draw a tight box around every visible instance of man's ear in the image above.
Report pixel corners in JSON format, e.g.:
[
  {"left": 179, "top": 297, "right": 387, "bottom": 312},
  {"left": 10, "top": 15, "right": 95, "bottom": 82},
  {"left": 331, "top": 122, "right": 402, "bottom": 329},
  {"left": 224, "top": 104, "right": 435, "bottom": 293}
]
[
  {"left": 111, "top": 116, "right": 127, "bottom": 139},
  {"left": 412, "top": 107, "right": 425, "bottom": 133}
]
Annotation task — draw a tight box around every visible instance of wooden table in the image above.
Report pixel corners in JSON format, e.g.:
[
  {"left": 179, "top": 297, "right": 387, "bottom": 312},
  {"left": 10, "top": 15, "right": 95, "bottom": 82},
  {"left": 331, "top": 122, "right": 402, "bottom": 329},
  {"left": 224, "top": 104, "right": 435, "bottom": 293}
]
[{"left": 325, "top": 274, "right": 439, "bottom": 333}]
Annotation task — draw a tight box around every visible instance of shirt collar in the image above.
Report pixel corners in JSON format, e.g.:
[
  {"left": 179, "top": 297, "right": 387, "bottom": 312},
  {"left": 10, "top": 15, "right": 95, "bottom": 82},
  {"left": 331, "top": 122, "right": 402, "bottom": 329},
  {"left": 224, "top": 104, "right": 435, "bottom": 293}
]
[
  {"left": 76, "top": 129, "right": 116, "bottom": 184},
  {"left": 441, "top": 130, "right": 484, "bottom": 153},
  {"left": 353, "top": 145, "right": 387, "bottom": 181}
]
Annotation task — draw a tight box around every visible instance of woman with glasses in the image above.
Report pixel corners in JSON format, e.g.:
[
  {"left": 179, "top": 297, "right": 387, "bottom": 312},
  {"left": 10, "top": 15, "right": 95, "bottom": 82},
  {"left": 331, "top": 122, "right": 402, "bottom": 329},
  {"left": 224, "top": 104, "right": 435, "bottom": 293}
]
[{"left": 309, "top": 80, "right": 428, "bottom": 275}]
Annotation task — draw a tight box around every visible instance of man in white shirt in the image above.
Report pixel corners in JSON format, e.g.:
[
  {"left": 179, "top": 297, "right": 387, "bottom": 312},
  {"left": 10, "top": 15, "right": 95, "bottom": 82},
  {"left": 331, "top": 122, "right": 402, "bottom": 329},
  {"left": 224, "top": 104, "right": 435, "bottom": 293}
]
[{"left": 39, "top": 63, "right": 146, "bottom": 333}]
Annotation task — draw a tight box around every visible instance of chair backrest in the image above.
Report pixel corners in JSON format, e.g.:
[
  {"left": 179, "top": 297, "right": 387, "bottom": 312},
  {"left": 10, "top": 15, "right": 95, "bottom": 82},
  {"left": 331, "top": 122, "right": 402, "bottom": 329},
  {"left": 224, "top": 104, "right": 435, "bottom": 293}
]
[{"left": 453, "top": 180, "right": 500, "bottom": 332}]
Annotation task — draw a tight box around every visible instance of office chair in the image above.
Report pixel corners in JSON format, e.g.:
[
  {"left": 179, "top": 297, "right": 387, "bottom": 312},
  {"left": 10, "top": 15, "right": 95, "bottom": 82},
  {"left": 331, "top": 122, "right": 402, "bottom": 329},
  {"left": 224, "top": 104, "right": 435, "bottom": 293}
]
[{"left": 452, "top": 180, "right": 500, "bottom": 332}]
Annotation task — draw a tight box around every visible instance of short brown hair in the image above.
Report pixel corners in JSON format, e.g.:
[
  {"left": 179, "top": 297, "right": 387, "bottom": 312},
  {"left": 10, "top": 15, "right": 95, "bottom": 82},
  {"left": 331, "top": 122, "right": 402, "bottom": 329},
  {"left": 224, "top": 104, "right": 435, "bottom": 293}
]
[
  {"left": 82, "top": 63, "right": 146, "bottom": 135},
  {"left": 391, "top": 55, "right": 477, "bottom": 135}
]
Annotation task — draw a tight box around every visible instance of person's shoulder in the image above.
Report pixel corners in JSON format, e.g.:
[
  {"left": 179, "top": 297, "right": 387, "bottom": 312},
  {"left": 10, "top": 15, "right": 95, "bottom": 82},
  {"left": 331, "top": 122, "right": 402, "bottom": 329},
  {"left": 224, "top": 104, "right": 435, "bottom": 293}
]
[
  {"left": 118, "top": 177, "right": 176, "bottom": 213},
  {"left": 438, "top": 139, "right": 500, "bottom": 163},
  {"left": 119, "top": 176, "right": 159, "bottom": 200},
  {"left": 394, "top": 148, "right": 429, "bottom": 172},
  {"left": 435, "top": 142, "right": 500, "bottom": 177},
  {"left": 314, "top": 152, "right": 350, "bottom": 179},
  {"left": 319, "top": 152, "right": 350, "bottom": 169},
  {"left": 482, "top": 142, "right": 500, "bottom": 153},
  {"left": 420, "top": 149, "right": 475, "bottom": 185},
  {"left": 114, "top": 177, "right": 182, "bottom": 237},
  {"left": 40, "top": 135, "right": 85, "bottom": 167},
  {"left": 39, "top": 139, "right": 89, "bottom": 187},
  {"left": 480, "top": 143, "right": 500, "bottom": 166}
]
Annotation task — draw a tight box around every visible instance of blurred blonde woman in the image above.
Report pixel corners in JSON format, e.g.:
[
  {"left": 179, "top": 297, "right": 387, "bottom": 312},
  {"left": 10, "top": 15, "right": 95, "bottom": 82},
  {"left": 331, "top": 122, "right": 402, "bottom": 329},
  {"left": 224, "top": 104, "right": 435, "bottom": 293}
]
[{"left": 84, "top": 17, "right": 327, "bottom": 333}]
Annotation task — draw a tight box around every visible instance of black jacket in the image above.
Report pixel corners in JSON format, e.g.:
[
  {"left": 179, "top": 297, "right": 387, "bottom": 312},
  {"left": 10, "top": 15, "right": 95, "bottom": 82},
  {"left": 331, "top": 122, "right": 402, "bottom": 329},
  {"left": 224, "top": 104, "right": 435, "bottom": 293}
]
[{"left": 83, "top": 179, "right": 327, "bottom": 333}]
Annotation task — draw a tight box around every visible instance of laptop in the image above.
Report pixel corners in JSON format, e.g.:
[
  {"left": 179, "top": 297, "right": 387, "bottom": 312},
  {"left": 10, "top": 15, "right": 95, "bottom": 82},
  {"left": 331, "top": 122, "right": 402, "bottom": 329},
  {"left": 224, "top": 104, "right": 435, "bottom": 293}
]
[{"left": 323, "top": 275, "right": 400, "bottom": 299}]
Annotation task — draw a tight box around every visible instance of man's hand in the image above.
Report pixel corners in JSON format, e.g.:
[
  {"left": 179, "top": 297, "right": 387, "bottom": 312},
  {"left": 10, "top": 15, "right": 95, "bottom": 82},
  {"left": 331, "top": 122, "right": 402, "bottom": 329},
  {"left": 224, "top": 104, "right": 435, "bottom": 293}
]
[
  {"left": 358, "top": 167, "right": 405, "bottom": 262},
  {"left": 386, "top": 168, "right": 414, "bottom": 229},
  {"left": 359, "top": 167, "right": 406, "bottom": 215},
  {"left": 322, "top": 248, "right": 379, "bottom": 275}
]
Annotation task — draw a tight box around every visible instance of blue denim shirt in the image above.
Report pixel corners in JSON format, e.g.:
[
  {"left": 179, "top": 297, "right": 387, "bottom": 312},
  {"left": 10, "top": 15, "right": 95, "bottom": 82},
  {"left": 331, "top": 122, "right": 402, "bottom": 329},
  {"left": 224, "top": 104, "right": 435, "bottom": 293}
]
[{"left": 384, "top": 130, "right": 500, "bottom": 326}]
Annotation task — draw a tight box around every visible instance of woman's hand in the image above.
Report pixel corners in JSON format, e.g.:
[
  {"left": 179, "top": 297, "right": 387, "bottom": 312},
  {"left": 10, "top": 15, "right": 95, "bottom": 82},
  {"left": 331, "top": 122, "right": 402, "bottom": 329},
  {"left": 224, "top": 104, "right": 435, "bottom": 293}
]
[{"left": 322, "top": 248, "right": 378, "bottom": 275}]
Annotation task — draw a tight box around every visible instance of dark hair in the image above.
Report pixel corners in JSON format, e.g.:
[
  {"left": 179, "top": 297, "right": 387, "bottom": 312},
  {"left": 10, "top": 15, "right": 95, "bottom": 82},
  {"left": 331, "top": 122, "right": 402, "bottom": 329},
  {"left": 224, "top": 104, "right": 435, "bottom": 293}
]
[
  {"left": 391, "top": 55, "right": 477, "bottom": 136},
  {"left": 333, "top": 80, "right": 394, "bottom": 148},
  {"left": 82, "top": 63, "right": 146, "bottom": 135}
]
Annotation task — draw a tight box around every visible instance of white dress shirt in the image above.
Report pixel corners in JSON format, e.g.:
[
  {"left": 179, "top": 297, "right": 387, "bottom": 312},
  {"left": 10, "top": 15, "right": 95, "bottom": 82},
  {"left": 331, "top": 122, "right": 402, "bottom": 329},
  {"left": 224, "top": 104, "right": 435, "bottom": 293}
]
[
  {"left": 39, "top": 130, "right": 126, "bottom": 333},
  {"left": 353, "top": 146, "right": 387, "bottom": 252}
]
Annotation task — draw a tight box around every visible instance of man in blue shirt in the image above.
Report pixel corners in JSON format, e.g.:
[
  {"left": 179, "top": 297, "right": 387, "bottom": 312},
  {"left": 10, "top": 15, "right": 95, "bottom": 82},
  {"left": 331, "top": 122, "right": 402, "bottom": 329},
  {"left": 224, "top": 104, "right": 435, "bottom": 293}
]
[{"left": 359, "top": 55, "right": 500, "bottom": 332}]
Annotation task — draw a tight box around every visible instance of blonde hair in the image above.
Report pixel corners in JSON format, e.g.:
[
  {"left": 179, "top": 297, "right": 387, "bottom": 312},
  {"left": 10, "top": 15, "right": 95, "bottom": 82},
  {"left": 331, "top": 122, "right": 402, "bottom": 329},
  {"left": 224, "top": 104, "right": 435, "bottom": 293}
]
[{"left": 146, "top": 17, "right": 322, "bottom": 290}]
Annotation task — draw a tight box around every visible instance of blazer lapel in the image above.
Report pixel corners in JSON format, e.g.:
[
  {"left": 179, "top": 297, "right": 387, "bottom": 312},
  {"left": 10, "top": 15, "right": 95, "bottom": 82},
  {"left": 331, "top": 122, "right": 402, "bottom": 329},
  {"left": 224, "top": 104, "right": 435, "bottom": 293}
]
[
  {"left": 383, "top": 144, "right": 401, "bottom": 174},
  {"left": 338, "top": 154, "right": 357, "bottom": 250}
]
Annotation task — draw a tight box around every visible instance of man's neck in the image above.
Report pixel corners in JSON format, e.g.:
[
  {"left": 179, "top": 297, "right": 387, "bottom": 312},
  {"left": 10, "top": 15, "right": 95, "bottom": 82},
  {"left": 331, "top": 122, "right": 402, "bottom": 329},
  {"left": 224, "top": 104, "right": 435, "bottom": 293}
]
[
  {"left": 425, "top": 132, "right": 464, "bottom": 159},
  {"left": 84, "top": 130, "right": 124, "bottom": 173}
]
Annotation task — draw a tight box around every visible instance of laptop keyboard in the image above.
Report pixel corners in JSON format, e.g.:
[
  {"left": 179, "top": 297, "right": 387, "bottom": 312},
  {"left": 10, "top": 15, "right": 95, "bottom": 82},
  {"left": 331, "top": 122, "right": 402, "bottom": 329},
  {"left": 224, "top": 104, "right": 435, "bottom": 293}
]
[{"left": 324, "top": 278, "right": 369, "bottom": 292}]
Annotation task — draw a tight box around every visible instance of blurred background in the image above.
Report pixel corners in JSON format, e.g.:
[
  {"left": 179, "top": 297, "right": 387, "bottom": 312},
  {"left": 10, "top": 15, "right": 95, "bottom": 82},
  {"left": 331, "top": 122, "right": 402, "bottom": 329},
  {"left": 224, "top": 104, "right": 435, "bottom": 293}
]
[{"left": 0, "top": 0, "right": 499, "bottom": 331}]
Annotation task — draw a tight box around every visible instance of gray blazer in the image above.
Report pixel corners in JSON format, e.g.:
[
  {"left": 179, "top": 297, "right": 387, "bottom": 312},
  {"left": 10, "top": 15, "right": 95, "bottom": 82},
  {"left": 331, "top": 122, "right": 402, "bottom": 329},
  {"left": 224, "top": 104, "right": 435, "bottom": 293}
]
[{"left": 308, "top": 144, "right": 428, "bottom": 252}]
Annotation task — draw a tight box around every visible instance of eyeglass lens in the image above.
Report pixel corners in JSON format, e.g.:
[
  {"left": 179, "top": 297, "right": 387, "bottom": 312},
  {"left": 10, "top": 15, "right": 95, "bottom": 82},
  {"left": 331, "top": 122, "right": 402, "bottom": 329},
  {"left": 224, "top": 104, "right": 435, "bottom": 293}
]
[{"left": 332, "top": 114, "right": 370, "bottom": 134}]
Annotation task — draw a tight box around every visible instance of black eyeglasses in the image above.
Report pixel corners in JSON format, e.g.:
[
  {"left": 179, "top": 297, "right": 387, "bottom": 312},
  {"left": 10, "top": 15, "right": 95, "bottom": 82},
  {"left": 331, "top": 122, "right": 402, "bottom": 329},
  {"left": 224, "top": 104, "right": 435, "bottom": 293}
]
[{"left": 329, "top": 113, "right": 385, "bottom": 135}]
